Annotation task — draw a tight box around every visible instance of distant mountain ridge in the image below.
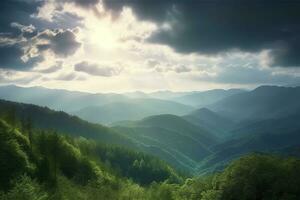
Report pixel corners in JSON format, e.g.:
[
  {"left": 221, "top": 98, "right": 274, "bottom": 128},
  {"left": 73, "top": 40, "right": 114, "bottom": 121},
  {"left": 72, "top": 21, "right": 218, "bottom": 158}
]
[
  {"left": 2, "top": 85, "right": 300, "bottom": 175},
  {"left": 197, "top": 113, "right": 300, "bottom": 174},
  {"left": 171, "top": 88, "right": 245, "bottom": 107},
  {"left": 209, "top": 85, "right": 300, "bottom": 122},
  {"left": 73, "top": 98, "right": 194, "bottom": 124},
  {"left": 0, "top": 85, "right": 128, "bottom": 112},
  {"left": 0, "top": 99, "right": 212, "bottom": 172},
  {"left": 196, "top": 86, "right": 300, "bottom": 174}
]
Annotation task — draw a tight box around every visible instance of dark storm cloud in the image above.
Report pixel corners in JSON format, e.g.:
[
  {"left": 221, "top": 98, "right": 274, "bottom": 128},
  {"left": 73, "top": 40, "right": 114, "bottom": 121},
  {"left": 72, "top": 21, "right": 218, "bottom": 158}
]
[
  {"left": 0, "top": 0, "right": 42, "bottom": 36},
  {"left": 71, "top": 0, "right": 100, "bottom": 8},
  {"left": 37, "top": 29, "right": 81, "bottom": 57},
  {"left": 102, "top": 0, "right": 300, "bottom": 67},
  {"left": 0, "top": 26, "right": 81, "bottom": 70},
  {"left": 0, "top": 0, "right": 82, "bottom": 70},
  {"left": 0, "top": 44, "right": 43, "bottom": 70}
]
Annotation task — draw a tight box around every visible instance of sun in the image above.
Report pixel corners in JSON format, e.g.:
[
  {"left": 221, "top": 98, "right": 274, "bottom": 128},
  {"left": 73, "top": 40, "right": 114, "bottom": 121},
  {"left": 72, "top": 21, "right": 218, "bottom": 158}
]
[{"left": 85, "top": 17, "right": 118, "bottom": 50}]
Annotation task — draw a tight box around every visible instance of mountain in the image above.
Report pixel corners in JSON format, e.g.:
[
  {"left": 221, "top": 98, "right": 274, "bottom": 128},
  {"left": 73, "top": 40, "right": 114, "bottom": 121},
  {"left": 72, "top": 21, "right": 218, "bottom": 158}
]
[
  {"left": 197, "top": 112, "right": 300, "bottom": 174},
  {"left": 123, "top": 90, "right": 190, "bottom": 100},
  {"left": 0, "top": 116, "right": 183, "bottom": 198},
  {"left": 172, "top": 89, "right": 245, "bottom": 107},
  {"left": 124, "top": 89, "right": 245, "bottom": 107},
  {"left": 0, "top": 85, "right": 196, "bottom": 125},
  {"left": 183, "top": 108, "right": 235, "bottom": 139},
  {"left": 0, "top": 85, "right": 128, "bottom": 112},
  {"left": 2, "top": 115, "right": 299, "bottom": 200},
  {"left": 148, "top": 91, "right": 191, "bottom": 100},
  {"left": 195, "top": 86, "right": 300, "bottom": 174},
  {"left": 0, "top": 99, "right": 133, "bottom": 147},
  {"left": 113, "top": 114, "right": 219, "bottom": 171},
  {"left": 209, "top": 86, "right": 300, "bottom": 122},
  {"left": 0, "top": 99, "right": 201, "bottom": 171},
  {"left": 74, "top": 98, "right": 194, "bottom": 124}
]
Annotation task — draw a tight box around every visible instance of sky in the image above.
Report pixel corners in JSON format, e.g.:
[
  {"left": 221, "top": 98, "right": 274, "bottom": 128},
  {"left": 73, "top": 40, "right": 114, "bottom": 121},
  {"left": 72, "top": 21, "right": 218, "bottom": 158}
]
[{"left": 0, "top": 0, "right": 300, "bottom": 92}]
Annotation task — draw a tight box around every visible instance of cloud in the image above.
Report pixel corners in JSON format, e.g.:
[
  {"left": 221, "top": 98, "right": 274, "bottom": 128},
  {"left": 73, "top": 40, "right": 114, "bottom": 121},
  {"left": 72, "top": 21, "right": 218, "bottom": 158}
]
[
  {"left": 145, "top": 59, "right": 160, "bottom": 68},
  {"left": 10, "top": 22, "right": 35, "bottom": 32},
  {"left": 0, "top": 69, "right": 42, "bottom": 85},
  {"left": 55, "top": 72, "right": 77, "bottom": 81},
  {"left": 69, "top": 0, "right": 100, "bottom": 8},
  {"left": 193, "top": 65, "right": 300, "bottom": 85},
  {"left": 0, "top": 24, "right": 81, "bottom": 70},
  {"left": 74, "top": 61, "right": 122, "bottom": 77},
  {"left": 145, "top": 59, "right": 192, "bottom": 73},
  {"left": 102, "top": 0, "right": 300, "bottom": 67},
  {"left": 174, "top": 65, "right": 191, "bottom": 73},
  {"left": 37, "top": 29, "right": 81, "bottom": 57},
  {"left": 268, "top": 39, "right": 300, "bottom": 67},
  {"left": 35, "top": 61, "right": 63, "bottom": 73},
  {"left": 0, "top": 0, "right": 41, "bottom": 36},
  {"left": 0, "top": 43, "right": 43, "bottom": 70}
]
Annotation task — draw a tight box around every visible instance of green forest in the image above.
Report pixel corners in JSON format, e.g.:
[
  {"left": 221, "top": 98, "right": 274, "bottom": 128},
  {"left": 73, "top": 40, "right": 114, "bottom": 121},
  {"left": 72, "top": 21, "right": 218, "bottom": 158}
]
[{"left": 1, "top": 108, "right": 300, "bottom": 200}]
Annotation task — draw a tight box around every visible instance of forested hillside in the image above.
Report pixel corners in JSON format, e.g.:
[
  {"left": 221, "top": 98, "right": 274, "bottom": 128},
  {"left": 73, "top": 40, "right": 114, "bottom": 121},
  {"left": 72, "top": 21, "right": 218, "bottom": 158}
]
[
  {"left": 0, "top": 99, "right": 133, "bottom": 147},
  {"left": 113, "top": 114, "right": 219, "bottom": 172},
  {"left": 1, "top": 115, "right": 300, "bottom": 200},
  {"left": 1, "top": 86, "right": 300, "bottom": 198},
  {"left": 183, "top": 108, "right": 235, "bottom": 139}
]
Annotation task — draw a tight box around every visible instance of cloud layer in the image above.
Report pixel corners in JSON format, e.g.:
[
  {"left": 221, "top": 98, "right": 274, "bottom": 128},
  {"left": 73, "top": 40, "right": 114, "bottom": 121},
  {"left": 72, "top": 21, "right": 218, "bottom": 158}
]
[
  {"left": 103, "top": 0, "right": 300, "bottom": 67},
  {"left": 0, "top": 0, "right": 300, "bottom": 92}
]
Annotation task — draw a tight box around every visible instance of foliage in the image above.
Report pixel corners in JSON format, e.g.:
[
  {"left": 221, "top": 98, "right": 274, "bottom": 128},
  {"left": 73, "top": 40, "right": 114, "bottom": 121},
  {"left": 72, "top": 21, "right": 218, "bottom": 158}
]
[
  {"left": 217, "top": 154, "right": 300, "bottom": 200},
  {"left": 1, "top": 115, "right": 300, "bottom": 200},
  {"left": 0, "top": 175, "right": 48, "bottom": 200},
  {"left": 0, "top": 120, "right": 30, "bottom": 190}
]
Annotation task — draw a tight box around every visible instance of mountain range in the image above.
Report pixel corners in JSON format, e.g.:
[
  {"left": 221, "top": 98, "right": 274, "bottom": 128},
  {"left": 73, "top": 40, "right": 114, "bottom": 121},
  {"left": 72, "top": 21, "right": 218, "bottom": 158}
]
[
  {"left": 1, "top": 85, "right": 300, "bottom": 174},
  {"left": 0, "top": 85, "right": 245, "bottom": 124}
]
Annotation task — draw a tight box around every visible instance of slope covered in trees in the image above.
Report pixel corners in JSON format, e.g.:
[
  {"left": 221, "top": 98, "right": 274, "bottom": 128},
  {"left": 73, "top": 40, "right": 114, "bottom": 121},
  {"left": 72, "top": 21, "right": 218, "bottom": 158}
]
[
  {"left": 197, "top": 112, "right": 300, "bottom": 174},
  {"left": 1, "top": 116, "right": 300, "bottom": 199},
  {"left": 183, "top": 108, "right": 235, "bottom": 139},
  {"left": 0, "top": 117, "right": 182, "bottom": 199},
  {"left": 0, "top": 99, "right": 133, "bottom": 147},
  {"left": 113, "top": 114, "right": 219, "bottom": 171}
]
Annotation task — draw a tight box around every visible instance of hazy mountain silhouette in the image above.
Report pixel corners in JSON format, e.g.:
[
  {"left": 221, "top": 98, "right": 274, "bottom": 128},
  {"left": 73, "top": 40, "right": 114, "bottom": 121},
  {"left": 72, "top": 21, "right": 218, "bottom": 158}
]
[
  {"left": 172, "top": 89, "right": 245, "bottom": 107},
  {"left": 73, "top": 98, "right": 194, "bottom": 124},
  {"left": 209, "top": 86, "right": 300, "bottom": 122}
]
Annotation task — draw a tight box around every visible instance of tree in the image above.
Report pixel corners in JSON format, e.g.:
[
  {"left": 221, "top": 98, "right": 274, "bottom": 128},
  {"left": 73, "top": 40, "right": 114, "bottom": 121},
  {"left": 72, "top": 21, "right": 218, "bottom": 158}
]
[
  {"left": 217, "top": 154, "right": 300, "bottom": 200},
  {"left": 21, "top": 117, "right": 33, "bottom": 151},
  {"left": 201, "top": 190, "right": 221, "bottom": 200},
  {"left": 0, "top": 175, "right": 48, "bottom": 200},
  {"left": 0, "top": 120, "right": 29, "bottom": 190},
  {"left": 47, "top": 132, "right": 60, "bottom": 184},
  {"left": 4, "top": 106, "right": 17, "bottom": 128}
]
